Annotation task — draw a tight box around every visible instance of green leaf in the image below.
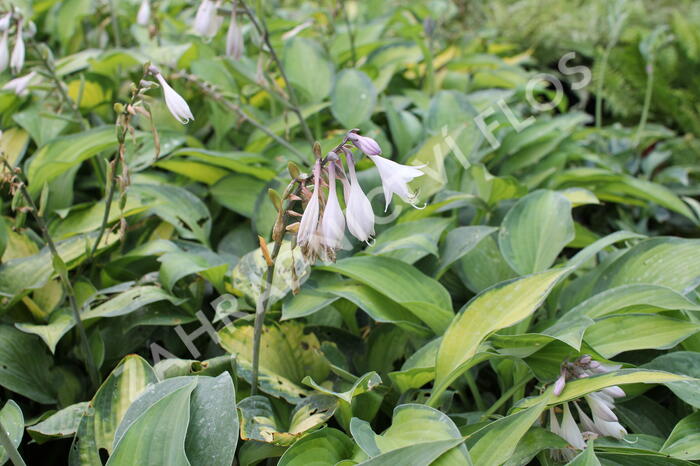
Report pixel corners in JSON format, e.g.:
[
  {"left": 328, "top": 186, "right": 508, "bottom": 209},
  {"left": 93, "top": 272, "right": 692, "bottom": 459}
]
[
  {"left": 433, "top": 269, "right": 567, "bottom": 400},
  {"left": 211, "top": 173, "right": 267, "bottom": 217},
  {"left": 185, "top": 374, "right": 239, "bottom": 466},
  {"left": 27, "top": 127, "right": 139, "bottom": 195},
  {"left": 584, "top": 314, "right": 700, "bottom": 358},
  {"left": 158, "top": 250, "right": 228, "bottom": 293},
  {"left": 660, "top": 412, "right": 700, "bottom": 460},
  {"left": 278, "top": 428, "right": 355, "bottom": 466},
  {"left": 106, "top": 380, "right": 196, "bottom": 466},
  {"left": 351, "top": 403, "right": 471, "bottom": 465},
  {"left": 516, "top": 369, "right": 695, "bottom": 410},
  {"left": 238, "top": 395, "right": 337, "bottom": 445},
  {"left": 435, "top": 226, "right": 498, "bottom": 278},
  {"left": 457, "top": 235, "right": 517, "bottom": 293},
  {"left": 320, "top": 256, "right": 453, "bottom": 334},
  {"left": 28, "top": 402, "right": 88, "bottom": 443},
  {"left": 218, "top": 321, "right": 329, "bottom": 402},
  {"left": 498, "top": 190, "right": 575, "bottom": 275},
  {"left": 81, "top": 285, "right": 182, "bottom": 320},
  {"left": 0, "top": 325, "right": 59, "bottom": 404},
  {"left": 643, "top": 352, "right": 700, "bottom": 408},
  {"left": 283, "top": 37, "right": 334, "bottom": 102},
  {"left": 303, "top": 372, "right": 382, "bottom": 404},
  {"left": 357, "top": 439, "right": 466, "bottom": 466},
  {"left": 467, "top": 396, "right": 551, "bottom": 466},
  {"left": 130, "top": 184, "right": 212, "bottom": 245},
  {"left": 331, "top": 69, "right": 377, "bottom": 127},
  {"left": 168, "top": 148, "right": 275, "bottom": 180},
  {"left": 366, "top": 218, "right": 451, "bottom": 265},
  {"left": 591, "top": 237, "right": 700, "bottom": 294},
  {"left": 503, "top": 427, "right": 567, "bottom": 466},
  {"left": 566, "top": 443, "right": 601, "bottom": 466},
  {"left": 15, "top": 308, "right": 74, "bottom": 353},
  {"left": 232, "top": 241, "right": 309, "bottom": 306},
  {"left": 0, "top": 400, "right": 24, "bottom": 465}
]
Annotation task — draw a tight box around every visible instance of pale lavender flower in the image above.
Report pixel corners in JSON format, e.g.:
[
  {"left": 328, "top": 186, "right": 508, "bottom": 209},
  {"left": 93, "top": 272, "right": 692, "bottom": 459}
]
[
  {"left": 10, "top": 20, "right": 24, "bottom": 74},
  {"left": 344, "top": 153, "right": 374, "bottom": 242},
  {"left": 585, "top": 393, "right": 618, "bottom": 423},
  {"left": 560, "top": 403, "right": 586, "bottom": 451},
  {"left": 320, "top": 158, "right": 345, "bottom": 249},
  {"left": 194, "top": 0, "right": 222, "bottom": 38},
  {"left": 137, "top": 0, "right": 151, "bottom": 26},
  {"left": 298, "top": 160, "right": 322, "bottom": 247},
  {"left": 154, "top": 72, "right": 194, "bottom": 124},
  {"left": 348, "top": 132, "right": 382, "bottom": 156},
  {"left": 0, "top": 30, "right": 8, "bottom": 73},
  {"left": 225, "top": 4, "right": 243, "bottom": 59},
  {"left": 2, "top": 71, "right": 35, "bottom": 96},
  {"left": 0, "top": 13, "right": 10, "bottom": 32},
  {"left": 549, "top": 406, "right": 581, "bottom": 462},
  {"left": 573, "top": 402, "right": 597, "bottom": 434},
  {"left": 601, "top": 385, "right": 625, "bottom": 399},
  {"left": 369, "top": 155, "right": 425, "bottom": 211},
  {"left": 591, "top": 414, "right": 627, "bottom": 439}
]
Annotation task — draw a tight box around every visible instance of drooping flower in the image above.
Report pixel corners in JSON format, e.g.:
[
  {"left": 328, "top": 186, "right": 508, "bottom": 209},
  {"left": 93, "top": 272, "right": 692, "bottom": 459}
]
[
  {"left": 320, "top": 158, "right": 345, "bottom": 249},
  {"left": 553, "top": 366, "right": 567, "bottom": 396},
  {"left": 0, "top": 30, "right": 8, "bottom": 73},
  {"left": 347, "top": 132, "right": 381, "bottom": 156},
  {"left": 194, "top": 0, "right": 222, "bottom": 38},
  {"left": 369, "top": 154, "right": 425, "bottom": 211},
  {"left": 2, "top": 71, "right": 36, "bottom": 96},
  {"left": 0, "top": 13, "right": 10, "bottom": 31},
  {"left": 137, "top": 0, "right": 151, "bottom": 26},
  {"left": 10, "top": 20, "right": 24, "bottom": 74},
  {"left": 585, "top": 392, "right": 618, "bottom": 423},
  {"left": 297, "top": 160, "right": 322, "bottom": 248},
  {"left": 154, "top": 72, "right": 194, "bottom": 124},
  {"left": 225, "top": 3, "right": 243, "bottom": 59},
  {"left": 549, "top": 407, "right": 579, "bottom": 463},
  {"left": 344, "top": 152, "right": 374, "bottom": 242}
]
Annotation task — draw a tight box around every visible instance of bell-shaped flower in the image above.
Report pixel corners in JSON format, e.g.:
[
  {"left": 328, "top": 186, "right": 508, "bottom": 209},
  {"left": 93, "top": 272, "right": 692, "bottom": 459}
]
[
  {"left": 348, "top": 132, "right": 381, "bottom": 156},
  {"left": 560, "top": 403, "right": 586, "bottom": 451},
  {"left": 585, "top": 393, "right": 617, "bottom": 423},
  {"left": 369, "top": 155, "right": 425, "bottom": 211},
  {"left": 194, "top": 0, "right": 222, "bottom": 38},
  {"left": 320, "top": 161, "right": 345, "bottom": 249},
  {"left": 225, "top": 6, "right": 244, "bottom": 59},
  {"left": 297, "top": 160, "right": 322, "bottom": 247},
  {"left": 0, "top": 13, "right": 10, "bottom": 32},
  {"left": 601, "top": 385, "right": 625, "bottom": 399},
  {"left": 154, "top": 73, "right": 194, "bottom": 124},
  {"left": 2, "top": 71, "right": 36, "bottom": 96},
  {"left": 10, "top": 21, "right": 24, "bottom": 74},
  {"left": 592, "top": 415, "right": 627, "bottom": 439},
  {"left": 573, "top": 402, "right": 597, "bottom": 434},
  {"left": 0, "top": 30, "right": 8, "bottom": 73},
  {"left": 137, "top": 0, "right": 151, "bottom": 26},
  {"left": 548, "top": 408, "right": 576, "bottom": 462},
  {"left": 344, "top": 154, "right": 374, "bottom": 242}
]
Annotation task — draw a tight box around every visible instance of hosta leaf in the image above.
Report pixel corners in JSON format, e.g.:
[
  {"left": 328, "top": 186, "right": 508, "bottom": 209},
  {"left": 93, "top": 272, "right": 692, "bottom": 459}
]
[
  {"left": 0, "top": 400, "right": 24, "bottom": 465},
  {"left": 498, "top": 190, "right": 575, "bottom": 275},
  {"left": 351, "top": 403, "right": 471, "bottom": 465},
  {"left": 435, "top": 226, "right": 498, "bottom": 278},
  {"left": 28, "top": 402, "right": 88, "bottom": 443},
  {"left": 331, "top": 69, "right": 377, "bottom": 127},
  {"left": 584, "top": 314, "right": 700, "bottom": 358},
  {"left": 660, "top": 412, "right": 700, "bottom": 460},
  {"left": 15, "top": 308, "right": 74, "bottom": 353},
  {"left": 433, "top": 269, "right": 567, "bottom": 401},
  {"left": 566, "top": 444, "right": 601, "bottom": 466},
  {"left": 278, "top": 428, "right": 354, "bottom": 466},
  {"left": 239, "top": 395, "right": 337, "bottom": 445},
  {"left": 283, "top": 37, "right": 334, "bottom": 103},
  {"left": 467, "top": 396, "right": 551, "bottom": 466},
  {"left": 457, "top": 235, "right": 517, "bottom": 293},
  {"left": 515, "top": 369, "right": 696, "bottom": 410},
  {"left": 82, "top": 286, "right": 181, "bottom": 320},
  {"left": 366, "top": 218, "right": 451, "bottom": 265},
  {"left": 321, "top": 256, "right": 453, "bottom": 334},
  {"left": 357, "top": 439, "right": 466, "bottom": 466},
  {"left": 643, "top": 352, "right": 700, "bottom": 408},
  {"left": 106, "top": 380, "right": 195, "bottom": 466},
  {"left": 303, "top": 372, "right": 382, "bottom": 404},
  {"left": 232, "top": 241, "right": 309, "bottom": 306},
  {"left": 592, "top": 237, "right": 700, "bottom": 294}
]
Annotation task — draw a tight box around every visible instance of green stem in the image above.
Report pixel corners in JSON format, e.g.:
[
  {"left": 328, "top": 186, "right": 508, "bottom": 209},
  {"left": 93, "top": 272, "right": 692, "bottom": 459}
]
[
  {"left": 3, "top": 160, "right": 100, "bottom": 388},
  {"left": 0, "top": 419, "right": 25, "bottom": 466},
  {"left": 239, "top": 0, "right": 316, "bottom": 147},
  {"left": 634, "top": 66, "right": 654, "bottom": 146},
  {"left": 480, "top": 376, "right": 531, "bottom": 420},
  {"left": 463, "top": 371, "right": 486, "bottom": 412}
]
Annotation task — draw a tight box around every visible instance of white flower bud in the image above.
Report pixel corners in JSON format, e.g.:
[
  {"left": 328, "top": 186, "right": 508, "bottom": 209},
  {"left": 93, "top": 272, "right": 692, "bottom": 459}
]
[
  {"left": 154, "top": 73, "right": 194, "bottom": 124},
  {"left": 10, "top": 21, "right": 24, "bottom": 74},
  {"left": 320, "top": 162, "right": 345, "bottom": 249},
  {"left": 0, "top": 30, "right": 8, "bottom": 73},
  {"left": 137, "top": 0, "right": 151, "bottom": 26}
]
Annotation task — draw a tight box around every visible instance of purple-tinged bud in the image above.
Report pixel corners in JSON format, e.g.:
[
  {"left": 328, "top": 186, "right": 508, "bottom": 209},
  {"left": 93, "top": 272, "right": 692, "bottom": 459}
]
[
  {"left": 601, "top": 385, "right": 625, "bottom": 398},
  {"left": 553, "top": 373, "right": 566, "bottom": 396},
  {"left": 578, "top": 355, "right": 592, "bottom": 365},
  {"left": 347, "top": 132, "right": 382, "bottom": 156}
]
